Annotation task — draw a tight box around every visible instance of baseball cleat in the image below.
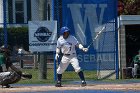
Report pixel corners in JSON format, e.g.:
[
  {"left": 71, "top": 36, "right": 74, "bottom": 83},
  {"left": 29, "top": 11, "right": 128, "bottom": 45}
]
[
  {"left": 55, "top": 81, "right": 62, "bottom": 87},
  {"left": 81, "top": 81, "right": 86, "bottom": 87},
  {"left": 2, "top": 84, "right": 10, "bottom": 88}
]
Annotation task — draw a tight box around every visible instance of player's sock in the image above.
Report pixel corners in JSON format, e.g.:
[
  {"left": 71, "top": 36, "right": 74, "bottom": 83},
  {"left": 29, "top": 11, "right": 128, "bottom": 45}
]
[
  {"left": 78, "top": 71, "right": 86, "bottom": 87},
  {"left": 78, "top": 71, "right": 85, "bottom": 81},
  {"left": 55, "top": 74, "right": 62, "bottom": 87},
  {"left": 57, "top": 74, "right": 62, "bottom": 82}
]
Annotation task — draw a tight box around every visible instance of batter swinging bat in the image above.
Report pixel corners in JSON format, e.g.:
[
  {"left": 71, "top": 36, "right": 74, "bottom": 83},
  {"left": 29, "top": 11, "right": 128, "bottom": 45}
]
[{"left": 87, "top": 26, "right": 105, "bottom": 49}]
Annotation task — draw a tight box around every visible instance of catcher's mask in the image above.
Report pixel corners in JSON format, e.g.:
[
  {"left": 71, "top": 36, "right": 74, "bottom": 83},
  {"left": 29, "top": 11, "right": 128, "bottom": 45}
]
[{"left": 0, "top": 45, "right": 11, "bottom": 56}]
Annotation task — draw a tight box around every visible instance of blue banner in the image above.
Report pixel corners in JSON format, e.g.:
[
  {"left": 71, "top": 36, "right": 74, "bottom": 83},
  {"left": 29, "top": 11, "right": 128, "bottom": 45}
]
[{"left": 62, "top": 0, "right": 117, "bottom": 70}]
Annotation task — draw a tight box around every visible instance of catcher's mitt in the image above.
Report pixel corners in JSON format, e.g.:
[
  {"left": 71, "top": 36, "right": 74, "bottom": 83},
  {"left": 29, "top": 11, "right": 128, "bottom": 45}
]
[{"left": 21, "top": 73, "right": 32, "bottom": 79}]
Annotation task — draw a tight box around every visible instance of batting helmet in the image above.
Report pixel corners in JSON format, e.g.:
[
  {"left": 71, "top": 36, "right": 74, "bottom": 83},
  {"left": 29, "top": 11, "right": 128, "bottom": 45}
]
[{"left": 60, "top": 26, "right": 70, "bottom": 34}]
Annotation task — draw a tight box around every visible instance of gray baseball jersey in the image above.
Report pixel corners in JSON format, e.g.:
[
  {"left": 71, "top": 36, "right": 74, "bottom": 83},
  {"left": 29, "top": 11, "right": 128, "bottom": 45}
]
[{"left": 57, "top": 35, "right": 78, "bottom": 54}]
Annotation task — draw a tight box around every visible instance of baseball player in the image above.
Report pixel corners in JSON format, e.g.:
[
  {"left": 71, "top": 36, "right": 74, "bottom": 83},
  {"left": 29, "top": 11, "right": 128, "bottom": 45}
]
[
  {"left": 0, "top": 45, "right": 32, "bottom": 88},
  {"left": 132, "top": 50, "right": 140, "bottom": 78},
  {"left": 55, "top": 26, "right": 88, "bottom": 87}
]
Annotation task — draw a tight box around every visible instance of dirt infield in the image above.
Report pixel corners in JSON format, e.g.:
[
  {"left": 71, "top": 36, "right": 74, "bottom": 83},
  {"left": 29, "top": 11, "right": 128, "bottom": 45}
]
[{"left": 1, "top": 83, "right": 140, "bottom": 93}]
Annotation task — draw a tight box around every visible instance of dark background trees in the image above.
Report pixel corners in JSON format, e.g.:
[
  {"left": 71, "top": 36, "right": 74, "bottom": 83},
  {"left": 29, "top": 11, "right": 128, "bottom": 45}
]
[{"left": 118, "top": 0, "right": 140, "bottom": 15}]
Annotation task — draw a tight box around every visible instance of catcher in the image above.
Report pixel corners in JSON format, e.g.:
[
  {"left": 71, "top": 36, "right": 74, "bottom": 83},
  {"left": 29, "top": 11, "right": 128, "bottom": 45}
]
[{"left": 0, "top": 45, "right": 32, "bottom": 88}]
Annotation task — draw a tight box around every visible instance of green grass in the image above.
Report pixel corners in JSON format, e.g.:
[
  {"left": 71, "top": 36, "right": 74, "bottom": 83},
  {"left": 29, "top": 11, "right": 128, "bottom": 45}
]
[
  {"left": 17, "top": 68, "right": 140, "bottom": 84},
  {"left": 17, "top": 69, "right": 97, "bottom": 84},
  {"left": 18, "top": 69, "right": 55, "bottom": 84}
]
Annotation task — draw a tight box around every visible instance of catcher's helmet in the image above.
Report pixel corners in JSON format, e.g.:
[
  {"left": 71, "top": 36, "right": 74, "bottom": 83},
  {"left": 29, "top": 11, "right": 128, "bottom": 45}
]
[
  {"left": 60, "top": 26, "right": 70, "bottom": 34},
  {"left": 0, "top": 45, "right": 11, "bottom": 55}
]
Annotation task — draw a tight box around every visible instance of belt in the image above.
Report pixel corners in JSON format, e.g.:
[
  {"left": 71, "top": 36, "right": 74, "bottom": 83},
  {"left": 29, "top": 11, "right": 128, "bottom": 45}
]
[{"left": 63, "top": 53, "right": 75, "bottom": 56}]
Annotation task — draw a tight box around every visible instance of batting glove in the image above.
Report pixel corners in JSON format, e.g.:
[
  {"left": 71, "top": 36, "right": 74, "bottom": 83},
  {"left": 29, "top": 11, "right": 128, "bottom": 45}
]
[
  {"left": 55, "top": 53, "right": 59, "bottom": 61},
  {"left": 82, "top": 48, "right": 88, "bottom": 52}
]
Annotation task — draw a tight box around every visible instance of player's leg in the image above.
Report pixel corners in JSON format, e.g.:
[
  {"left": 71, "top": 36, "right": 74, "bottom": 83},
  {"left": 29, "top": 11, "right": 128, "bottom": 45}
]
[
  {"left": 133, "top": 63, "right": 139, "bottom": 78},
  {"left": 56, "top": 62, "right": 69, "bottom": 87},
  {"left": 0, "top": 72, "right": 11, "bottom": 88},
  {"left": 0, "top": 71, "right": 21, "bottom": 88},
  {"left": 70, "top": 57, "right": 86, "bottom": 87}
]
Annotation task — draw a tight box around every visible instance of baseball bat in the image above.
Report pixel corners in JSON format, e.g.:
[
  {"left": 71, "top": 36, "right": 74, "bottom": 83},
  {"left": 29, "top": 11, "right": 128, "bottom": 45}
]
[{"left": 87, "top": 26, "right": 105, "bottom": 49}]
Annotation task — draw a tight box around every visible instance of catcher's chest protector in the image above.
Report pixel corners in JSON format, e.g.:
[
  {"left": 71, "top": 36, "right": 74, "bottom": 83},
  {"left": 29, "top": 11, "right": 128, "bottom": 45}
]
[{"left": 0, "top": 53, "right": 5, "bottom": 66}]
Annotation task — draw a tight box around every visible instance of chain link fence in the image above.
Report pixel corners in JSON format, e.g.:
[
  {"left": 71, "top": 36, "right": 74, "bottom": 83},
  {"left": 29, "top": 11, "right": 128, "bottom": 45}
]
[{"left": 0, "top": 0, "right": 118, "bottom": 85}]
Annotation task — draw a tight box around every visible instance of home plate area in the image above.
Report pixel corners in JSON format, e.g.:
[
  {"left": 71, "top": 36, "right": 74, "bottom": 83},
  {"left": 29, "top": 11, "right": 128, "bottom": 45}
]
[{"left": 1, "top": 81, "right": 140, "bottom": 93}]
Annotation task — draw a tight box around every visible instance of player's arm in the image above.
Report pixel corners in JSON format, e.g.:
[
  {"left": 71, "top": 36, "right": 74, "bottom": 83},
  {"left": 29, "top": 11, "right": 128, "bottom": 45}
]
[
  {"left": 73, "top": 36, "right": 88, "bottom": 52},
  {"left": 5, "top": 57, "right": 22, "bottom": 75},
  {"left": 76, "top": 43, "right": 88, "bottom": 52},
  {"left": 133, "top": 55, "right": 139, "bottom": 63},
  {"left": 10, "top": 64, "right": 22, "bottom": 75},
  {"left": 55, "top": 47, "right": 60, "bottom": 59},
  {"left": 137, "top": 55, "right": 140, "bottom": 63},
  {"left": 55, "top": 39, "right": 61, "bottom": 60},
  {"left": 10, "top": 64, "right": 32, "bottom": 79}
]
